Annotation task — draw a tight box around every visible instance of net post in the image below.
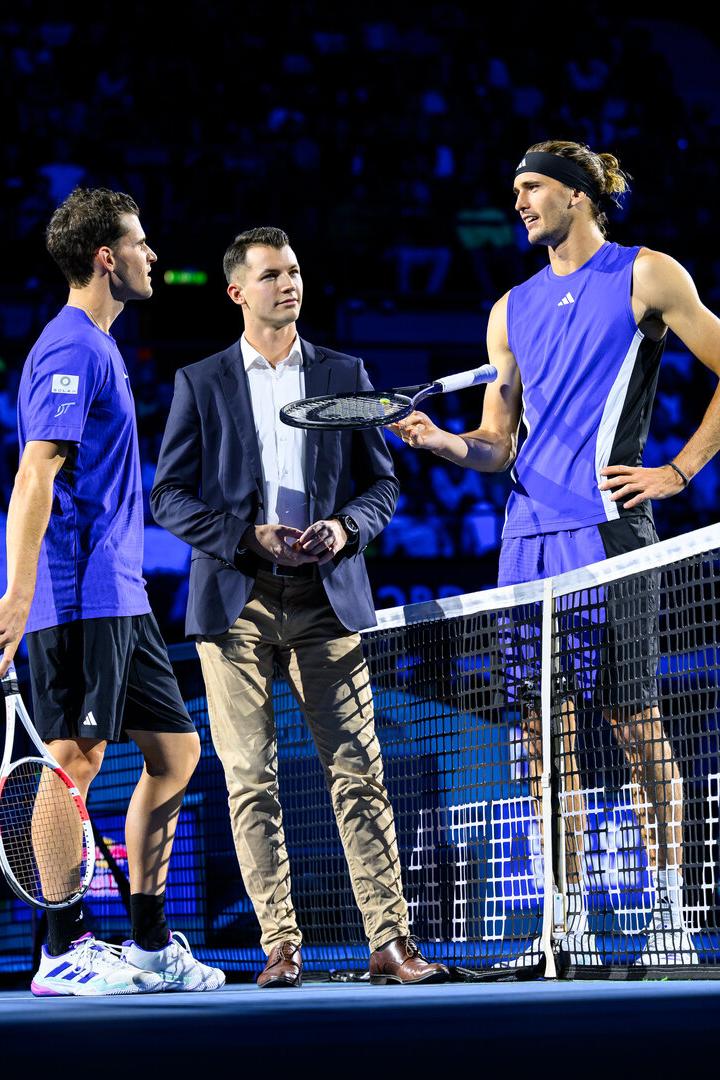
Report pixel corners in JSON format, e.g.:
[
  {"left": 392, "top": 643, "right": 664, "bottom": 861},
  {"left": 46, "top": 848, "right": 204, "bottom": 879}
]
[{"left": 539, "top": 576, "right": 558, "bottom": 978}]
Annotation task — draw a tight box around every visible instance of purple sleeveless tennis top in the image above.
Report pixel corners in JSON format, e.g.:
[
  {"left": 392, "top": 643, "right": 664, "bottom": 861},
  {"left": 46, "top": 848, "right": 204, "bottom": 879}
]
[{"left": 504, "top": 242, "right": 665, "bottom": 539}]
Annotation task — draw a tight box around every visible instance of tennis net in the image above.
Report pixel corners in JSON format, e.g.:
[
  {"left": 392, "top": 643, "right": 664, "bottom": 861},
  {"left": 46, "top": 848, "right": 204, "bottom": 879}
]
[
  {"left": 551, "top": 523, "right": 720, "bottom": 974},
  {"left": 2, "top": 523, "right": 720, "bottom": 979}
]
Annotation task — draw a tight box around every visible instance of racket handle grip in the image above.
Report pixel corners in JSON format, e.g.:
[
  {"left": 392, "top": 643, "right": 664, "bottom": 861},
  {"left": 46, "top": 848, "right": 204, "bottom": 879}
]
[
  {"left": 1, "top": 663, "right": 19, "bottom": 696},
  {"left": 435, "top": 365, "right": 497, "bottom": 394}
]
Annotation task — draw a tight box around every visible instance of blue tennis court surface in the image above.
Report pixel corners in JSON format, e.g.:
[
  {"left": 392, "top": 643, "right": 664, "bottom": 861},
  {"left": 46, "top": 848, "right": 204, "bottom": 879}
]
[{"left": 1, "top": 979, "right": 717, "bottom": 1075}]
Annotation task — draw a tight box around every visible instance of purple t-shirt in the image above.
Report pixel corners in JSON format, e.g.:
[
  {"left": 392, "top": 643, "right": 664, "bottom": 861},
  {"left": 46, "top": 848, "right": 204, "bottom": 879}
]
[
  {"left": 504, "top": 242, "right": 665, "bottom": 538},
  {"left": 17, "top": 306, "right": 150, "bottom": 632}
]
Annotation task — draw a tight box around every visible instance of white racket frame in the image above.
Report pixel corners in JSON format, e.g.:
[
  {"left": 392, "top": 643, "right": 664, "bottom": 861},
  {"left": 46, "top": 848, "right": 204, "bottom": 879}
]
[{"left": 0, "top": 665, "right": 95, "bottom": 909}]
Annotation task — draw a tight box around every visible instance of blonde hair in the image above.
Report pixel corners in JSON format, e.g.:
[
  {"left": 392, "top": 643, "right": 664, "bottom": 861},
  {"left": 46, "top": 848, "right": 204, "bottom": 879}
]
[{"left": 526, "top": 140, "right": 631, "bottom": 235}]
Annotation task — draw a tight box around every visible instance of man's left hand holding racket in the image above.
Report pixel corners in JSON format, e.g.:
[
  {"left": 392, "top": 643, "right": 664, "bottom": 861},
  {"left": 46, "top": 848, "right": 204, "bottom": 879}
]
[
  {"left": 0, "top": 587, "right": 30, "bottom": 680},
  {"left": 0, "top": 440, "right": 95, "bottom": 908}
]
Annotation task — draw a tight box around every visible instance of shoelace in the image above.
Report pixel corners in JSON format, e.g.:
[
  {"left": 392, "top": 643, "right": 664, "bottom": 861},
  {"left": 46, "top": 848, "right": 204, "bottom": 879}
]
[
  {"left": 268, "top": 942, "right": 299, "bottom": 967},
  {"left": 168, "top": 930, "right": 194, "bottom": 957},
  {"left": 68, "top": 937, "right": 125, "bottom": 975},
  {"left": 404, "top": 936, "right": 425, "bottom": 960}
]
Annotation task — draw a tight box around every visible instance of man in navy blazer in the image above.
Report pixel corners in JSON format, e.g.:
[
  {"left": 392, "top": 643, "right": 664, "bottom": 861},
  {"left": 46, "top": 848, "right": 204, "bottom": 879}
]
[{"left": 151, "top": 227, "right": 448, "bottom": 988}]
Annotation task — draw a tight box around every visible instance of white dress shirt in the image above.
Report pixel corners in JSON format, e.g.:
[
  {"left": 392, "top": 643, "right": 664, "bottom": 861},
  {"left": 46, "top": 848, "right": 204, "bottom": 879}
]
[{"left": 240, "top": 334, "right": 309, "bottom": 531}]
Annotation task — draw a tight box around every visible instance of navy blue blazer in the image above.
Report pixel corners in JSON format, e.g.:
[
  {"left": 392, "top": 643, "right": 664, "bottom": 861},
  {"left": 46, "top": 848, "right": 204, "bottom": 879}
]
[{"left": 150, "top": 337, "right": 399, "bottom": 636}]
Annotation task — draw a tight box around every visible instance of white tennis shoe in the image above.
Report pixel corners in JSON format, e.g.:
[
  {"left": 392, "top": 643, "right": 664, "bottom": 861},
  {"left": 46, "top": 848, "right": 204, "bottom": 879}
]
[
  {"left": 560, "top": 931, "right": 603, "bottom": 966},
  {"left": 558, "top": 895, "right": 604, "bottom": 966},
  {"left": 636, "top": 891, "right": 700, "bottom": 966},
  {"left": 123, "top": 931, "right": 226, "bottom": 991},
  {"left": 489, "top": 933, "right": 603, "bottom": 970},
  {"left": 31, "top": 933, "right": 164, "bottom": 996},
  {"left": 637, "top": 929, "right": 699, "bottom": 966}
]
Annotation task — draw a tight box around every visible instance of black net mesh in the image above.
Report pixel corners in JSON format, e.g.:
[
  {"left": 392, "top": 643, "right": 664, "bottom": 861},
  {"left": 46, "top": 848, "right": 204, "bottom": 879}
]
[{"left": 553, "top": 549, "right": 720, "bottom": 973}]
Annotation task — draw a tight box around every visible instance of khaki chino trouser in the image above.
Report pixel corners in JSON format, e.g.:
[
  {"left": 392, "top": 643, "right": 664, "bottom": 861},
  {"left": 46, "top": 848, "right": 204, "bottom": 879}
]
[{"left": 196, "top": 571, "right": 409, "bottom": 954}]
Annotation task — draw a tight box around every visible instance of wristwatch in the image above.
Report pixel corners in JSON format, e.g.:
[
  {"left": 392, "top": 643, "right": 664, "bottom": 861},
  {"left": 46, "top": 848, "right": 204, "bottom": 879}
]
[{"left": 336, "top": 514, "right": 360, "bottom": 551}]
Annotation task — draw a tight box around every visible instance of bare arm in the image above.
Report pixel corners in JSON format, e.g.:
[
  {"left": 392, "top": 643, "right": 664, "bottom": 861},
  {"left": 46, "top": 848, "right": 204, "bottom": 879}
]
[
  {"left": 391, "top": 293, "right": 523, "bottom": 472},
  {"left": 0, "top": 440, "right": 68, "bottom": 675},
  {"left": 601, "top": 250, "right": 720, "bottom": 509}
]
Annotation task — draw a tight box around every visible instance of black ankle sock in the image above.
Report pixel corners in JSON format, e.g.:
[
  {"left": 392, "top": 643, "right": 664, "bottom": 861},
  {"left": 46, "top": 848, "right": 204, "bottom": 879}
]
[
  {"left": 47, "top": 900, "right": 86, "bottom": 956},
  {"left": 130, "top": 893, "right": 170, "bottom": 951}
]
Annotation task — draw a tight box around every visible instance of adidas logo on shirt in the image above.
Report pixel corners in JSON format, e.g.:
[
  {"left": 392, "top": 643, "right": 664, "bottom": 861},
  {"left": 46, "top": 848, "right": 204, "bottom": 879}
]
[
  {"left": 557, "top": 292, "right": 575, "bottom": 307},
  {"left": 83, "top": 711, "right": 98, "bottom": 727}
]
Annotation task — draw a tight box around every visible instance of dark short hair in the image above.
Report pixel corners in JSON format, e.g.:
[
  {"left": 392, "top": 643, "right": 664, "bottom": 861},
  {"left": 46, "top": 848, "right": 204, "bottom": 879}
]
[
  {"left": 223, "top": 226, "right": 290, "bottom": 283},
  {"left": 46, "top": 187, "right": 140, "bottom": 287}
]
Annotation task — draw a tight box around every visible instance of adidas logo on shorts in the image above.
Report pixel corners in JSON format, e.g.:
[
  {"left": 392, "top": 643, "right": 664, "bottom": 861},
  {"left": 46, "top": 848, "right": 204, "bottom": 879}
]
[{"left": 83, "top": 711, "right": 98, "bottom": 727}]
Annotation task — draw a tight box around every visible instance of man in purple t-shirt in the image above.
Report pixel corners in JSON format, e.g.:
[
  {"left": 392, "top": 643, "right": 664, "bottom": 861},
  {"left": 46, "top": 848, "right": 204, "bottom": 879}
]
[
  {"left": 393, "top": 140, "right": 720, "bottom": 968},
  {"left": 0, "top": 188, "right": 224, "bottom": 996}
]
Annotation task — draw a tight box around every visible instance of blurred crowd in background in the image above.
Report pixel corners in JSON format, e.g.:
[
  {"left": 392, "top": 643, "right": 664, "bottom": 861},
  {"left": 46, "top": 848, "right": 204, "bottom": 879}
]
[{"left": 1, "top": 7, "right": 719, "bottom": 634}]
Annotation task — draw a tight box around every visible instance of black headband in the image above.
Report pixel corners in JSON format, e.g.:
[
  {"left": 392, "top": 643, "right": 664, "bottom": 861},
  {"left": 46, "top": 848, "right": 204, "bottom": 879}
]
[{"left": 514, "top": 151, "right": 601, "bottom": 203}]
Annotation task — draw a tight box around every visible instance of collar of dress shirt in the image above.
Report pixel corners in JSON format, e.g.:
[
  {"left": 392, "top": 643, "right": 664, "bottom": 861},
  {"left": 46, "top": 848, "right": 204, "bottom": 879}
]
[{"left": 241, "top": 333, "right": 302, "bottom": 372}]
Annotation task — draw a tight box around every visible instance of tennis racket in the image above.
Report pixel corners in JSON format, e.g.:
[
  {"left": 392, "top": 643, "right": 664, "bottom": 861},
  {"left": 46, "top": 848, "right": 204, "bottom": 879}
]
[
  {"left": 279, "top": 364, "right": 497, "bottom": 430},
  {"left": 0, "top": 664, "right": 94, "bottom": 909}
]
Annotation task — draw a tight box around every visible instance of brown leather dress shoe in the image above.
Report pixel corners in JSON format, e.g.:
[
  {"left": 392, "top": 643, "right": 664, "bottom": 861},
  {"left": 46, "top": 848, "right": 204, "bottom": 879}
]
[
  {"left": 257, "top": 942, "right": 302, "bottom": 988},
  {"left": 369, "top": 936, "right": 450, "bottom": 985}
]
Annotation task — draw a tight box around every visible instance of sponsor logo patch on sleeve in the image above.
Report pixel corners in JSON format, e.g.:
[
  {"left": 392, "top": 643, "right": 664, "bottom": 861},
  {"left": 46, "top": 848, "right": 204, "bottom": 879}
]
[{"left": 52, "top": 373, "right": 80, "bottom": 394}]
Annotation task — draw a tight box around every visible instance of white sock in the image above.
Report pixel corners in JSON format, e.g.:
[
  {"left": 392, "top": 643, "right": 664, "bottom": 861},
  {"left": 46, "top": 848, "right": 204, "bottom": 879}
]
[{"left": 655, "top": 868, "right": 683, "bottom": 929}]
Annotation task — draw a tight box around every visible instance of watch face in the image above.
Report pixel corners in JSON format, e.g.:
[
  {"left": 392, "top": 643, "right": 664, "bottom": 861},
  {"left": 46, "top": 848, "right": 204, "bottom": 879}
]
[{"left": 343, "top": 516, "right": 359, "bottom": 535}]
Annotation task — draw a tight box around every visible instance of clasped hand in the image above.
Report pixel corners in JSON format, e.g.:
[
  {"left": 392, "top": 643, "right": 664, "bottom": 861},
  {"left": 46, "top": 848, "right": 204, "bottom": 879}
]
[{"left": 246, "top": 520, "right": 348, "bottom": 566}]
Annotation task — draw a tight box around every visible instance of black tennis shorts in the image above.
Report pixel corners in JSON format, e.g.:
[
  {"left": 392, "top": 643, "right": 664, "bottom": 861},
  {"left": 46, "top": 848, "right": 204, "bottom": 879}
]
[{"left": 26, "top": 613, "right": 195, "bottom": 743}]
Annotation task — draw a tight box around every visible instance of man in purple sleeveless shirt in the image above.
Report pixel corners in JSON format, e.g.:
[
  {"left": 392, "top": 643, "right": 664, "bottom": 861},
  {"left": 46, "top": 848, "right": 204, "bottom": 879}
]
[
  {"left": 0, "top": 188, "right": 224, "bottom": 995},
  {"left": 394, "top": 141, "right": 720, "bottom": 967}
]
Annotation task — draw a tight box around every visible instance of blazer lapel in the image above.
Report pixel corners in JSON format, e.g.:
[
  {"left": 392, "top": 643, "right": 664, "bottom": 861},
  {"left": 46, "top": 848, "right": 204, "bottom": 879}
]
[
  {"left": 301, "top": 339, "right": 331, "bottom": 495},
  {"left": 219, "top": 342, "right": 263, "bottom": 496}
]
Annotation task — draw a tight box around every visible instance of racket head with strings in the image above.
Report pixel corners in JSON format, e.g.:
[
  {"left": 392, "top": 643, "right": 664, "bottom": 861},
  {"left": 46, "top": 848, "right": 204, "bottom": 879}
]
[
  {"left": 0, "top": 674, "right": 95, "bottom": 910},
  {"left": 280, "top": 390, "right": 415, "bottom": 430},
  {"left": 280, "top": 364, "right": 497, "bottom": 430}
]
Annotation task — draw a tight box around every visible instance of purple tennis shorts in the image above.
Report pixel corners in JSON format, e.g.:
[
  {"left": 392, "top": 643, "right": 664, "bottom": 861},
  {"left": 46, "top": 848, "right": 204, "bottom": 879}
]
[{"left": 496, "top": 517, "right": 660, "bottom": 712}]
